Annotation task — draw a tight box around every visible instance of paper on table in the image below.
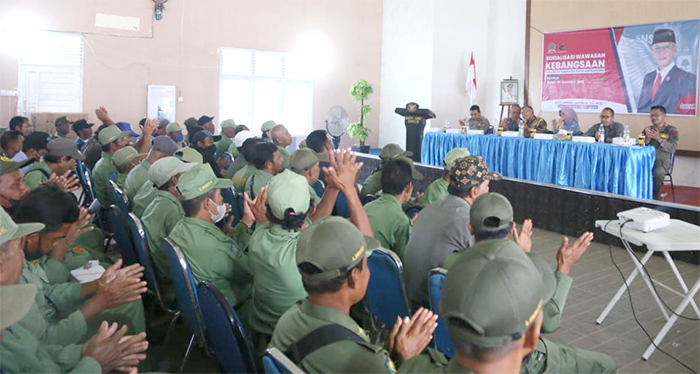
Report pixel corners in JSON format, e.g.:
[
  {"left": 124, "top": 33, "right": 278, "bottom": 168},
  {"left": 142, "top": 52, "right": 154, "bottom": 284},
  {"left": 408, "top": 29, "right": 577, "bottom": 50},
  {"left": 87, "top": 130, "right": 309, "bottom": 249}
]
[{"left": 70, "top": 260, "right": 105, "bottom": 283}]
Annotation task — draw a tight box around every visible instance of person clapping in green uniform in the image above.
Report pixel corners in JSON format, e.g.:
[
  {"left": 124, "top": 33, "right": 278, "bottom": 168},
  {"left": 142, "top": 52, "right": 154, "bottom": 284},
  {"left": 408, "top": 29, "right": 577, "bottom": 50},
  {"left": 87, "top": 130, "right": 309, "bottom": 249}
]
[
  {"left": 359, "top": 143, "right": 412, "bottom": 200},
  {"left": 417, "top": 147, "right": 470, "bottom": 207},
  {"left": 124, "top": 136, "right": 178, "bottom": 202},
  {"left": 231, "top": 136, "right": 261, "bottom": 193},
  {"left": 245, "top": 142, "right": 285, "bottom": 198},
  {"left": 92, "top": 125, "right": 131, "bottom": 207},
  {"left": 365, "top": 157, "right": 423, "bottom": 261},
  {"left": 271, "top": 217, "right": 438, "bottom": 373},
  {"left": 24, "top": 138, "right": 85, "bottom": 190}
]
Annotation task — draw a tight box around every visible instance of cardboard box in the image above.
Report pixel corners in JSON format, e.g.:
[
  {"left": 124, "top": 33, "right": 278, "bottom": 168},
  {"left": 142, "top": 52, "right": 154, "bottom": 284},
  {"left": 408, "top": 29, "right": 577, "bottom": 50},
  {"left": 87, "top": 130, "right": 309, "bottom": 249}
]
[{"left": 31, "top": 113, "right": 90, "bottom": 139}]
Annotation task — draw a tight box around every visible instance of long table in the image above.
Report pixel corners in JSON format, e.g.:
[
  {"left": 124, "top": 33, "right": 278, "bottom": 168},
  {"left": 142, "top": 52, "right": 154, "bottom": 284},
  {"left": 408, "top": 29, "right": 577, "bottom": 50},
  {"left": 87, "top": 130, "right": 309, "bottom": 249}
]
[{"left": 421, "top": 132, "right": 656, "bottom": 199}]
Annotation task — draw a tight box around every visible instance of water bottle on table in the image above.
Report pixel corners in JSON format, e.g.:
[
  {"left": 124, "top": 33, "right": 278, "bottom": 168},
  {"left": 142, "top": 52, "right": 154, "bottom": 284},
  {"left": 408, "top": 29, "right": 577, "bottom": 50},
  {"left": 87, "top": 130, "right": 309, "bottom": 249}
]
[{"left": 597, "top": 123, "right": 605, "bottom": 143}]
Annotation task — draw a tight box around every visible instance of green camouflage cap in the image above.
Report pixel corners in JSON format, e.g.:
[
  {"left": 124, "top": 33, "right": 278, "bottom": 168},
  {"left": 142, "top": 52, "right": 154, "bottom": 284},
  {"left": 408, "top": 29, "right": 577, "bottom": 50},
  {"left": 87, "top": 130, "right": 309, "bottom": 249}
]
[
  {"left": 0, "top": 208, "right": 44, "bottom": 246},
  {"left": 149, "top": 157, "right": 196, "bottom": 188},
  {"left": 261, "top": 120, "right": 276, "bottom": 133},
  {"left": 98, "top": 125, "right": 130, "bottom": 145},
  {"left": 267, "top": 170, "right": 311, "bottom": 220},
  {"left": 112, "top": 146, "right": 144, "bottom": 167},
  {"left": 290, "top": 148, "right": 328, "bottom": 172},
  {"left": 174, "top": 147, "right": 203, "bottom": 164},
  {"left": 184, "top": 117, "right": 198, "bottom": 129},
  {"left": 0, "top": 156, "right": 33, "bottom": 176},
  {"left": 54, "top": 116, "right": 72, "bottom": 126},
  {"left": 442, "top": 240, "right": 548, "bottom": 347},
  {"left": 396, "top": 156, "right": 423, "bottom": 180},
  {"left": 296, "top": 217, "right": 381, "bottom": 281},
  {"left": 379, "top": 143, "right": 412, "bottom": 160},
  {"left": 220, "top": 119, "right": 237, "bottom": 129},
  {"left": 470, "top": 193, "right": 513, "bottom": 233},
  {"left": 176, "top": 163, "right": 233, "bottom": 200},
  {"left": 443, "top": 147, "right": 471, "bottom": 171},
  {"left": 166, "top": 121, "right": 184, "bottom": 133},
  {"left": 0, "top": 284, "right": 38, "bottom": 330},
  {"left": 449, "top": 156, "right": 501, "bottom": 190},
  {"left": 47, "top": 138, "right": 85, "bottom": 161}
]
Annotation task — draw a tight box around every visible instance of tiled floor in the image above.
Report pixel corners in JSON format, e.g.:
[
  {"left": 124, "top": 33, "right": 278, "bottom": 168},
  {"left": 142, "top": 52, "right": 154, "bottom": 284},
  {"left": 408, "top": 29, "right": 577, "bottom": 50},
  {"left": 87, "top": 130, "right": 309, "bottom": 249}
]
[{"left": 529, "top": 228, "right": 700, "bottom": 374}]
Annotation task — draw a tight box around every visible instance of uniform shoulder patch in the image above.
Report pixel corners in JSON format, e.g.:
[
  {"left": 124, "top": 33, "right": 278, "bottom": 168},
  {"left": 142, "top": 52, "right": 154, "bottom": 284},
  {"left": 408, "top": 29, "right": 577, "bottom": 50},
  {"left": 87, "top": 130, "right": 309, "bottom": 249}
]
[
  {"left": 386, "top": 358, "right": 397, "bottom": 374},
  {"left": 71, "top": 247, "right": 85, "bottom": 254},
  {"left": 229, "top": 243, "right": 242, "bottom": 257}
]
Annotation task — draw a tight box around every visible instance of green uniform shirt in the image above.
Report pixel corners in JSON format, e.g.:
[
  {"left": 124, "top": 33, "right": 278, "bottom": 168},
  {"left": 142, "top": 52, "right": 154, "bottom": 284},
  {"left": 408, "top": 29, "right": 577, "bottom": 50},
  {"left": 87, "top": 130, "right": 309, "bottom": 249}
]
[
  {"left": 92, "top": 152, "right": 118, "bottom": 206},
  {"left": 216, "top": 136, "right": 233, "bottom": 157},
  {"left": 418, "top": 178, "right": 449, "bottom": 207},
  {"left": 399, "top": 352, "right": 471, "bottom": 373},
  {"left": 248, "top": 223, "right": 307, "bottom": 335},
  {"left": 309, "top": 185, "right": 321, "bottom": 204},
  {"left": 124, "top": 159, "right": 151, "bottom": 202},
  {"left": 228, "top": 150, "right": 248, "bottom": 177},
  {"left": 227, "top": 142, "right": 241, "bottom": 159},
  {"left": 24, "top": 161, "right": 52, "bottom": 189},
  {"left": 0, "top": 323, "right": 101, "bottom": 374},
  {"left": 360, "top": 170, "right": 382, "bottom": 199},
  {"left": 270, "top": 299, "right": 397, "bottom": 373},
  {"left": 244, "top": 169, "right": 274, "bottom": 198},
  {"left": 278, "top": 146, "right": 291, "bottom": 169},
  {"left": 168, "top": 217, "right": 253, "bottom": 307},
  {"left": 232, "top": 164, "right": 256, "bottom": 193},
  {"left": 365, "top": 194, "right": 412, "bottom": 260},
  {"left": 131, "top": 180, "right": 157, "bottom": 218},
  {"left": 142, "top": 190, "right": 185, "bottom": 302}
]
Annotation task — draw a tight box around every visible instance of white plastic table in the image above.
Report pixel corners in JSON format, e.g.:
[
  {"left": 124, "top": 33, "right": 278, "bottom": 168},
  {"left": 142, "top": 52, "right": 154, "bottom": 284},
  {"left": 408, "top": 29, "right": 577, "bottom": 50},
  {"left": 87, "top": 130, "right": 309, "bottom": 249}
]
[{"left": 594, "top": 219, "right": 700, "bottom": 360}]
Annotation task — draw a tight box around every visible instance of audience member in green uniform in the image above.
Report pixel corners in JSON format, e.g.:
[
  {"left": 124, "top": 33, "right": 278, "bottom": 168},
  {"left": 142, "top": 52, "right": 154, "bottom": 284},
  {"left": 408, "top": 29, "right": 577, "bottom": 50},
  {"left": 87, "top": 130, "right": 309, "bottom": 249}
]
[
  {"left": 124, "top": 136, "right": 178, "bottom": 202},
  {"left": 215, "top": 118, "right": 238, "bottom": 156},
  {"left": 365, "top": 157, "right": 423, "bottom": 260},
  {"left": 228, "top": 129, "right": 255, "bottom": 177},
  {"left": 141, "top": 157, "right": 195, "bottom": 302},
  {"left": 232, "top": 137, "right": 261, "bottom": 192},
  {"left": 261, "top": 120, "right": 276, "bottom": 141},
  {"left": 24, "top": 138, "right": 85, "bottom": 190},
  {"left": 359, "top": 143, "right": 412, "bottom": 199},
  {"left": 54, "top": 116, "right": 73, "bottom": 138},
  {"left": 174, "top": 146, "right": 204, "bottom": 164},
  {"left": 418, "top": 147, "right": 470, "bottom": 207},
  {"left": 290, "top": 148, "right": 328, "bottom": 205},
  {"left": 112, "top": 146, "right": 144, "bottom": 190},
  {"left": 270, "top": 124, "right": 292, "bottom": 169},
  {"left": 244, "top": 142, "right": 284, "bottom": 198},
  {"left": 270, "top": 216, "right": 438, "bottom": 373},
  {"left": 168, "top": 163, "right": 257, "bottom": 311},
  {"left": 166, "top": 121, "right": 185, "bottom": 147},
  {"left": 92, "top": 125, "right": 131, "bottom": 207}
]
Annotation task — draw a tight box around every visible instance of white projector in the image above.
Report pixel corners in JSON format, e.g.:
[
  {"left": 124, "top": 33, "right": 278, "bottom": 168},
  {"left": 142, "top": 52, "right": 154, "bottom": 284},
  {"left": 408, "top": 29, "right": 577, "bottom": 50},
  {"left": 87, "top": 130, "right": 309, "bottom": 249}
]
[{"left": 616, "top": 207, "right": 670, "bottom": 233}]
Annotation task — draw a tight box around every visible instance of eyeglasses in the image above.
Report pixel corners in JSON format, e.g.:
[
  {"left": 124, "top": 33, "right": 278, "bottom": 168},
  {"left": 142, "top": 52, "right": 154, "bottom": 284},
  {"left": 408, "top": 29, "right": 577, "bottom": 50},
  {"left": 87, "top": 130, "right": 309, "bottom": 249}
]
[
  {"left": 600, "top": 115, "right": 611, "bottom": 119},
  {"left": 652, "top": 44, "right": 676, "bottom": 52}
]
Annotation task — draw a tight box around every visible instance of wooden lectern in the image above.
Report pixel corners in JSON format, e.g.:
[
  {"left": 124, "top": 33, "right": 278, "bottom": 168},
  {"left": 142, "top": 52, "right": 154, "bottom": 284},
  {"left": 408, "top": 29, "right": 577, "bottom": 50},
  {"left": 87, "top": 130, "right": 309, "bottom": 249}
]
[{"left": 395, "top": 102, "right": 436, "bottom": 162}]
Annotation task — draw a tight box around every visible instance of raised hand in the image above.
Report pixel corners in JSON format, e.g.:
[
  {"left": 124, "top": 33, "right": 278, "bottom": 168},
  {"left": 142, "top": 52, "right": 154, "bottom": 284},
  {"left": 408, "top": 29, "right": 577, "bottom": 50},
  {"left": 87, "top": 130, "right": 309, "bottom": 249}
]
[
  {"left": 246, "top": 189, "right": 268, "bottom": 225},
  {"left": 48, "top": 207, "right": 95, "bottom": 262},
  {"left": 512, "top": 219, "right": 533, "bottom": 253},
  {"left": 82, "top": 322, "right": 148, "bottom": 372},
  {"left": 556, "top": 231, "right": 594, "bottom": 275},
  {"left": 140, "top": 118, "right": 157, "bottom": 136},
  {"left": 387, "top": 308, "right": 438, "bottom": 361},
  {"left": 324, "top": 148, "right": 362, "bottom": 193},
  {"left": 48, "top": 169, "right": 81, "bottom": 193}
]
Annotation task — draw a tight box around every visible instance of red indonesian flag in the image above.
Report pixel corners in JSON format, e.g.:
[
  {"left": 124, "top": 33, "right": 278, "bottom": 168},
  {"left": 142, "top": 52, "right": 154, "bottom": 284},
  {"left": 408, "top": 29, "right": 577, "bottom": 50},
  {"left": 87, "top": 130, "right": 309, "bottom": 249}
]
[{"left": 466, "top": 52, "right": 477, "bottom": 98}]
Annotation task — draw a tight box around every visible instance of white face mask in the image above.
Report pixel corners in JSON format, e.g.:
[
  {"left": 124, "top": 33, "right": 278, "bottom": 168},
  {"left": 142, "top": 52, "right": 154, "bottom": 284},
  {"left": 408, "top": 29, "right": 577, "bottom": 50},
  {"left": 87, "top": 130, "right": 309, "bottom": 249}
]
[{"left": 208, "top": 198, "right": 226, "bottom": 223}]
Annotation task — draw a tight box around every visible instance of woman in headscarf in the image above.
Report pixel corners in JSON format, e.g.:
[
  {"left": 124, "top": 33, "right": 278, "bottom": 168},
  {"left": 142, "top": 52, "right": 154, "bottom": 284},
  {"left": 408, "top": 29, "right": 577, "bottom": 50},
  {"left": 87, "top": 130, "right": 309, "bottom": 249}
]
[{"left": 551, "top": 107, "right": 583, "bottom": 135}]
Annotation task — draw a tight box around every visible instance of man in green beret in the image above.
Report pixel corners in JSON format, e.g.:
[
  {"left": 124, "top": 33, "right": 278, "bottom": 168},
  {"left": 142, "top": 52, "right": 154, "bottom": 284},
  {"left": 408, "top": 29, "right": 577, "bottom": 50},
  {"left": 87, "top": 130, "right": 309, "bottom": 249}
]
[
  {"left": 270, "top": 216, "right": 438, "bottom": 373},
  {"left": 141, "top": 157, "right": 195, "bottom": 301},
  {"left": 270, "top": 124, "right": 292, "bottom": 169},
  {"left": 244, "top": 142, "right": 284, "bottom": 198},
  {"left": 417, "top": 147, "right": 470, "bottom": 207},
  {"left": 365, "top": 157, "right": 423, "bottom": 261},
  {"left": 92, "top": 125, "right": 131, "bottom": 207},
  {"left": 124, "top": 136, "right": 177, "bottom": 202},
  {"left": 167, "top": 163, "right": 256, "bottom": 310},
  {"left": 360, "top": 143, "right": 412, "bottom": 199},
  {"left": 261, "top": 120, "right": 276, "bottom": 140},
  {"left": 24, "top": 138, "right": 85, "bottom": 190},
  {"left": 215, "top": 118, "right": 238, "bottom": 156}
]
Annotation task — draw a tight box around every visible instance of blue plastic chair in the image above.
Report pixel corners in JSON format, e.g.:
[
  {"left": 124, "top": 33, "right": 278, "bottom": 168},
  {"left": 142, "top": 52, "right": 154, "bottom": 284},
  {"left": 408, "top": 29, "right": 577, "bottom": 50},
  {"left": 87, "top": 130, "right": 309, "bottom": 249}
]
[
  {"left": 75, "top": 160, "right": 95, "bottom": 207},
  {"left": 108, "top": 180, "right": 130, "bottom": 215},
  {"left": 107, "top": 205, "right": 139, "bottom": 266},
  {"left": 197, "top": 281, "right": 257, "bottom": 373},
  {"left": 428, "top": 268, "right": 454, "bottom": 359},
  {"left": 162, "top": 238, "right": 206, "bottom": 372},
  {"left": 262, "top": 348, "right": 304, "bottom": 374},
  {"left": 220, "top": 187, "right": 244, "bottom": 225},
  {"left": 364, "top": 248, "right": 411, "bottom": 332}
]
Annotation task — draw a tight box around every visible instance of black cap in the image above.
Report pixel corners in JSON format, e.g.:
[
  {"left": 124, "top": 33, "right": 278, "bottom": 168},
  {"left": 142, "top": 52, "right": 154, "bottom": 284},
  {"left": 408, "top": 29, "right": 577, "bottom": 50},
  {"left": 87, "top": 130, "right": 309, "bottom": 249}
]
[
  {"left": 158, "top": 118, "right": 170, "bottom": 129},
  {"left": 197, "top": 115, "right": 215, "bottom": 126},
  {"left": 653, "top": 29, "right": 676, "bottom": 45},
  {"left": 72, "top": 119, "right": 93, "bottom": 133},
  {"left": 23, "top": 132, "right": 51, "bottom": 152}
]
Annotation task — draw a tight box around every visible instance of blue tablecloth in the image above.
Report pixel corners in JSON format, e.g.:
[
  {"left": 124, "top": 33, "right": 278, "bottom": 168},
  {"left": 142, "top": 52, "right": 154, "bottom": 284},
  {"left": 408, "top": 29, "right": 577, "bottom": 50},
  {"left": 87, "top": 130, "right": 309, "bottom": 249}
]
[{"left": 421, "top": 132, "right": 656, "bottom": 199}]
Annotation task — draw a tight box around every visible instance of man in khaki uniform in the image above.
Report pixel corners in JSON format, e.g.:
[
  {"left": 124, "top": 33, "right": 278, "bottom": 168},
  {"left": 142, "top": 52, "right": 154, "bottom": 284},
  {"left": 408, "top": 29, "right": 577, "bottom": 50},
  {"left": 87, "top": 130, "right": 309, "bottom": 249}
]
[
  {"left": 365, "top": 157, "right": 423, "bottom": 260},
  {"left": 124, "top": 136, "right": 177, "bottom": 202},
  {"left": 141, "top": 157, "right": 195, "bottom": 302},
  {"left": 24, "top": 138, "right": 84, "bottom": 189},
  {"left": 245, "top": 142, "right": 284, "bottom": 198},
  {"left": 360, "top": 143, "right": 412, "bottom": 199},
  {"left": 290, "top": 148, "right": 328, "bottom": 204},
  {"left": 92, "top": 125, "right": 130, "bottom": 207},
  {"left": 112, "top": 146, "right": 144, "bottom": 189},
  {"left": 232, "top": 136, "right": 260, "bottom": 192},
  {"left": 270, "top": 124, "right": 292, "bottom": 169},
  {"left": 522, "top": 105, "right": 549, "bottom": 134},
  {"left": 228, "top": 130, "right": 255, "bottom": 177},
  {"left": 418, "top": 147, "right": 470, "bottom": 207},
  {"left": 642, "top": 105, "right": 679, "bottom": 200},
  {"left": 167, "top": 163, "right": 255, "bottom": 310},
  {"left": 270, "top": 217, "right": 439, "bottom": 373}
]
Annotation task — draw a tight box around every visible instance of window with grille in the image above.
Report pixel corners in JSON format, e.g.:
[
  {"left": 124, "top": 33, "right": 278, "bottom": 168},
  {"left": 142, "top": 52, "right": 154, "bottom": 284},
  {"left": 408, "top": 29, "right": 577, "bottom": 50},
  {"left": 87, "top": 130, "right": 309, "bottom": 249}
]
[
  {"left": 219, "top": 48, "right": 313, "bottom": 135},
  {"left": 18, "top": 32, "right": 84, "bottom": 114}
]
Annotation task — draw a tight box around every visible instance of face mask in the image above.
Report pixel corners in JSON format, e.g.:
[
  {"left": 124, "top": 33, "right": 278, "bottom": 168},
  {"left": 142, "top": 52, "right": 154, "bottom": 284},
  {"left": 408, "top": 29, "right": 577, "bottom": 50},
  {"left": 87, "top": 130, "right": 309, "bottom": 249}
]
[
  {"left": 208, "top": 198, "right": 226, "bottom": 223},
  {"left": 205, "top": 145, "right": 216, "bottom": 154},
  {"left": 173, "top": 133, "right": 184, "bottom": 143}
]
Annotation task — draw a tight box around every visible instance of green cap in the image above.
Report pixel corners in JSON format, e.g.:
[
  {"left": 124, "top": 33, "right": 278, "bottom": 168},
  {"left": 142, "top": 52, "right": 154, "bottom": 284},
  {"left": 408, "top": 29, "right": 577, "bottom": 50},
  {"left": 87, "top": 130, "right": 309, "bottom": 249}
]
[
  {"left": 442, "top": 240, "right": 548, "bottom": 347},
  {"left": 166, "top": 121, "right": 184, "bottom": 133},
  {"left": 396, "top": 157, "right": 423, "bottom": 180},
  {"left": 450, "top": 156, "right": 501, "bottom": 190},
  {"left": 0, "top": 284, "right": 38, "bottom": 329},
  {"left": 184, "top": 117, "right": 198, "bottom": 129},
  {"left": 220, "top": 119, "right": 237, "bottom": 129},
  {"left": 296, "top": 217, "right": 381, "bottom": 281},
  {"left": 267, "top": 170, "right": 311, "bottom": 220},
  {"left": 98, "top": 125, "right": 130, "bottom": 145},
  {"left": 298, "top": 139, "right": 308, "bottom": 149},
  {"left": 261, "top": 120, "right": 276, "bottom": 133},
  {"left": 174, "top": 147, "right": 203, "bottom": 164},
  {"left": 528, "top": 253, "right": 556, "bottom": 303},
  {"left": 0, "top": 208, "right": 44, "bottom": 246},
  {"left": 0, "top": 156, "right": 33, "bottom": 176},
  {"left": 112, "top": 146, "right": 143, "bottom": 167},
  {"left": 290, "top": 148, "right": 328, "bottom": 172},
  {"left": 176, "top": 163, "right": 233, "bottom": 200},
  {"left": 47, "top": 138, "right": 85, "bottom": 161},
  {"left": 149, "top": 157, "right": 196, "bottom": 188},
  {"left": 380, "top": 143, "right": 412, "bottom": 160},
  {"left": 470, "top": 193, "right": 513, "bottom": 233},
  {"left": 443, "top": 148, "right": 471, "bottom": 171}
]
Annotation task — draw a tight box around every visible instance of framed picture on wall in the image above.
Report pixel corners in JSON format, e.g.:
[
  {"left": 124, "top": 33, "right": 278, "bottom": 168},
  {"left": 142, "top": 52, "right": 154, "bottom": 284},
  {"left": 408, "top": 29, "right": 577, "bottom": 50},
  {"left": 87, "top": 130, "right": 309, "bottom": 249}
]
[
  {"left": 147, "top": 85, "right": 176, "bottom": 122},
  {"left": 500, "top": 79, "right": 519, "bottom": 105}
]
